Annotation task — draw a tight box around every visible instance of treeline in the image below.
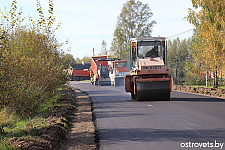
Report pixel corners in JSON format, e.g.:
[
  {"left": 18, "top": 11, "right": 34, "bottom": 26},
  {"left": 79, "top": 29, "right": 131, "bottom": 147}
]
[
  {"left": 167, "top": 38, "right": 192, "bottom": 85},
  {"left": 167, "top": 37, "right": 210, "bottom": 86},
  {"left": 0, "top": 0, "right": 68, "bottom": 115},
  {"left": 167, "top": 0, "right": 225, "bottom": 87},
  {"left": 74, "top": 55, "right": 91, "bottom": 63},
  {"left": 185, "top": 0, "right": 225, "bottom": 88},
  {"left": 72, "top": 0, "right": 225, "bottom": 88},
  {"left": 107, "top": 0, "right": 224, "bottom": 88}
]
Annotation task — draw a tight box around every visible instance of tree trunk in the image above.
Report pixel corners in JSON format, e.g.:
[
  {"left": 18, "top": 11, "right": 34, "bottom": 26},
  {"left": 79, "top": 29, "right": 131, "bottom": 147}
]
[
  {"left": 213, "top": 70, "right": 218, "bottom": 88},
  {"left": 174, "top": 68, "right": 177, "bottom": 85}
]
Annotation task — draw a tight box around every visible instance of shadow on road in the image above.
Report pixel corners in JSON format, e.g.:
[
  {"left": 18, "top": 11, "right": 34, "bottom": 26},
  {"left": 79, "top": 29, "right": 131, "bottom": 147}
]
[
  {"left": 100, "top": 128, "right": 225, "bottom": 144},
  {"left": 170, "top": 97, "right": 225, "bottom": 102},
  {"left": 169, "top": 91, "right": 225, "bottom": 102}
]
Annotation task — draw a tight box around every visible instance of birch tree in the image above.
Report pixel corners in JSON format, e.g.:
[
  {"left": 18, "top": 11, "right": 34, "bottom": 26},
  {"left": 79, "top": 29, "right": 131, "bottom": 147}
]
[
  {"left": 186, "top": 0, "right": 225, "bottom": 88},
  {"left": 110, "top": 0, "right": 156, "bottom": 59}
]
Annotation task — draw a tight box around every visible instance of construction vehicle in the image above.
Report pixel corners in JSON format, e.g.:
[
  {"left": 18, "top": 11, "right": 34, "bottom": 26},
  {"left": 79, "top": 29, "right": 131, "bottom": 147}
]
[
  {"left": 69, "top": 62, "right": 90, "bottom": 81},
  {"left": 90, "top": 55, "right": 111, "bottom": 86},
  {"left": 109, "top": 60, "right": 129, "bottom": 86},
  {"left": 125, "top": 37, "right": 171, "bottom": 100}
]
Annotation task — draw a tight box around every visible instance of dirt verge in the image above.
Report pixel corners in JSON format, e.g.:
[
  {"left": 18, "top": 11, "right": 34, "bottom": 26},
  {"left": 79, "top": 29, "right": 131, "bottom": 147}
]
[
  {"left": 172, "top": 85, "right": 225, "bottom": 99},
  {"left": 60, "top": 88, "right": 97, "bottom": 150},
  {"left": 7, "top": 87, "right": 98, "bottom": 150}
]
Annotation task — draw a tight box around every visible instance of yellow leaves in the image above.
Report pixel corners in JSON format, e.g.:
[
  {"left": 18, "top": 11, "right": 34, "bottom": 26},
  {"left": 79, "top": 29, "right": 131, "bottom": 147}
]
[
  {"left": 187, "top": 0, "right": 225, "bottom": 73},
  {"left": 0, "top": 0, "right": 66, "bottom": 116},
  {"left": 37, "top": 33, "right": 41, "bottom": 38}
]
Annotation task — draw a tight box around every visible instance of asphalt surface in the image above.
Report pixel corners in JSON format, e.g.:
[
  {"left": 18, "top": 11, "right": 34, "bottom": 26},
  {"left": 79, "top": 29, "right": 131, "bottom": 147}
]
[{"left": 68, "top": 81, "right": 225, "bottom": 150}]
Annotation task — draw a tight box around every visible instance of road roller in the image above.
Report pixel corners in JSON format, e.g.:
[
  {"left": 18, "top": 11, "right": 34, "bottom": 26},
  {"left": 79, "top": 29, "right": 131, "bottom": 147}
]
[{"left": 125, "top": 37, "right": 171, "bottom": 100}]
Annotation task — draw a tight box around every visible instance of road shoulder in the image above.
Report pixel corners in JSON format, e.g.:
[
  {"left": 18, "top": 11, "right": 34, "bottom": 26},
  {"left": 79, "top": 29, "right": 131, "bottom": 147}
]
[
  {"left": 172, "top": 85, "right": 225, "bottom": 100},
  {"left": 60, "top": 88, "right": 97, "bottom": 150}
]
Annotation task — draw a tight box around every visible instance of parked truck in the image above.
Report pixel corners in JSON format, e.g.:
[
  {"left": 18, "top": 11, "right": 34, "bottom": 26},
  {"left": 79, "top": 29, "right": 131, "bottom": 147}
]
[
  {"left": 70, "top": 63, "right": 90, "bottom": 81},
  {"left": 125, "top": 37, "right": 171, "bottom": 100}
]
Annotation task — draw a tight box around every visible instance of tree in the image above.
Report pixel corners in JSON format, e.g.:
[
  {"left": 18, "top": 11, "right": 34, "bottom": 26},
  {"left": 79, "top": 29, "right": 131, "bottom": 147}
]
[
  {"left": 74, "top": 56, "right": 91, "bottom": 63},
  {"left": 81, "top": 56, "right": 91, "bottom": 63},
  {"left": 0, "top": 0, "right": 67, "bottom": 115},
  {"left": 62, "top": 53, "right": 76, "bottom": 69},
  {"left": 75, "top": 57, "right": 81, "bottom": 63},
  {"left": 186, "top": 0, "right": 225, "bottom": 88},
  {"left": 100, "top": 39, "right": 107, "bottom": 55},
  {"left": 110, "top": 0, "right": 156, "bottom": 59},
  {"left": 167, "top": 38, "right": 191, "bottom": 85}
]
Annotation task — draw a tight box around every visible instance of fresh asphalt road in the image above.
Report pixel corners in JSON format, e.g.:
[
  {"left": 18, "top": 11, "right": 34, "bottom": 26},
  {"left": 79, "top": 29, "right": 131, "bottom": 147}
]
[{"left": 68, "top": 81, "right": 225, "bottom": 150}]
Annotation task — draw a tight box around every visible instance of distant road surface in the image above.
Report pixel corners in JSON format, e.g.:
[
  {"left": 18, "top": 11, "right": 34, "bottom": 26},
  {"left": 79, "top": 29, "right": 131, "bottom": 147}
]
[{"left": 68, "top": 81, "right": 225, "bottom": 150}]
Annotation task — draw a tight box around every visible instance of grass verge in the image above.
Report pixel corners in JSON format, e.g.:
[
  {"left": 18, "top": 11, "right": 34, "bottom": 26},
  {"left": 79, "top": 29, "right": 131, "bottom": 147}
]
[
  {"left": 80, "top": 80, "right": 90, "bottom": 82},
  {"left": 0, "top": 87, "right": 75, "bottom": 150},
  {"left": 188, "top": 85, "right": 225, "bottom": 90}
]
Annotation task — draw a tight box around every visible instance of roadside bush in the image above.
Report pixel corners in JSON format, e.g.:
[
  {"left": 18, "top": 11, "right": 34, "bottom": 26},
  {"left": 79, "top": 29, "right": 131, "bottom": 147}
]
[
  {"left": 184, "top": 76, "right": 206, "bottom": 86},
  {"left": 0, "top": 0, "right": 67, "bottom": 116},
  {"left": 0, "top": 108, "right": 17, "bottom": 134}
]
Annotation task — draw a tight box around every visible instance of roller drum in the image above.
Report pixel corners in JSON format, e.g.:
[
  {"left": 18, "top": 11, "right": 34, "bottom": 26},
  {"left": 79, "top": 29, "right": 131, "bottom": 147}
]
[{"left": 136, "top": 80, "right": 170, "bottom": 100}]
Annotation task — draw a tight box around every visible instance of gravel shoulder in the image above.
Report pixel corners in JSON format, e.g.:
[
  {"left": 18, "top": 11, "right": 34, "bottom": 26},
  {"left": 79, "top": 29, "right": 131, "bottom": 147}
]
[
  {"left": 172, "top": 84, "right": 225, "bottom": 99},
  {"left": 60, "top": 88, "right": 97, "bottom": 150}
]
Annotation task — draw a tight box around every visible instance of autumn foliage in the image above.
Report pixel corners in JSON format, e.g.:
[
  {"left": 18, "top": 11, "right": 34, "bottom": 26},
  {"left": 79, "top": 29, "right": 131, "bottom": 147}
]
[
  {"left": 0, "top": 0, "right": 66, "bottom": 115},
  {"left": 186, "top": 0, "right": 225, "bottom": 87}
]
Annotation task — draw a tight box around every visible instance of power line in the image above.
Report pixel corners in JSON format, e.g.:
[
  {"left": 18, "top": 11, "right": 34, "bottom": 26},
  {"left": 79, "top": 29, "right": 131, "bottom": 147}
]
[{"left": 166, "top": 28, "right": 194, "bottom": 39}]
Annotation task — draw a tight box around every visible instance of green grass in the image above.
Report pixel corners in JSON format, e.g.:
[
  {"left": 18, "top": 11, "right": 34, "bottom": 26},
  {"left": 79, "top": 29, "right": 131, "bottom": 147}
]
[
  {"left": 188, "top": 85, "right": 225, "bottom": 89},
  {"left": 0, "top": 114, "right": 45, "bottom": 149},
  {"left": 80, "top": 80, "right": 90, "bottom": 82},
  {"left": 0, "top": 88, "right": 65, "bottom": 149},
  {"left": 0, "top": 138, "right": 16, "bottom": 150}
]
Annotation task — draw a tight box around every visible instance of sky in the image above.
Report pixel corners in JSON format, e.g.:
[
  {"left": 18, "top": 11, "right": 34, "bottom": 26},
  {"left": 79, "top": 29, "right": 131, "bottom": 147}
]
[{"left": 0, "top": 0, "right": 196, "bottom": 58}]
